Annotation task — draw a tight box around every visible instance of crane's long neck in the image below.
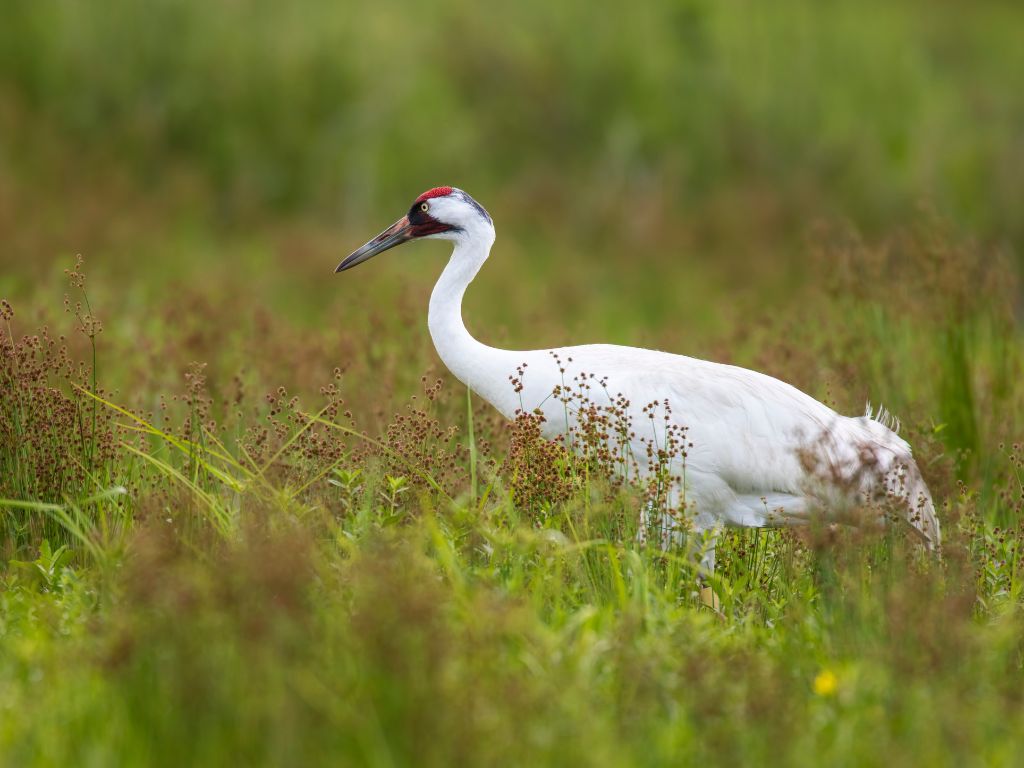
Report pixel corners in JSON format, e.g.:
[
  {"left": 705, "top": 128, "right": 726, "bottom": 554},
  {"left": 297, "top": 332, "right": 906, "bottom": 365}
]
[{"left": 428, "top": 233, "right": 517, "bottom": 413}]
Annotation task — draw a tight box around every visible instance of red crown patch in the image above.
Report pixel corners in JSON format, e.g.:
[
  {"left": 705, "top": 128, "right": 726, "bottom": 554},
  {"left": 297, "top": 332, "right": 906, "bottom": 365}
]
[{"left": 414, "top": 186, "right": 454, "bottom": 203}]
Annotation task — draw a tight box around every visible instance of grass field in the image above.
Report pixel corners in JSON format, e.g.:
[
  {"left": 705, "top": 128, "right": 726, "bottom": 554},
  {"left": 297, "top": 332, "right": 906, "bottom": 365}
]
[{"left": 2, "top": 1, "right": 1024, "bottom": 765}]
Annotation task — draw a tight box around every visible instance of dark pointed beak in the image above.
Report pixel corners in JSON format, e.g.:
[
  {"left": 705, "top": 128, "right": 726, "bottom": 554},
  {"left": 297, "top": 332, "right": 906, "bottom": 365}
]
[{"left": 335, "top": 216, "right": 413, "bottom": 273}]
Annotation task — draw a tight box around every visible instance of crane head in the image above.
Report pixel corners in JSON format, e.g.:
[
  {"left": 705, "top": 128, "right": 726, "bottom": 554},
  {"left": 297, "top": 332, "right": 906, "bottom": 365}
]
[{"left": 335, "top": 187, "right": 493, "bottom": 273}]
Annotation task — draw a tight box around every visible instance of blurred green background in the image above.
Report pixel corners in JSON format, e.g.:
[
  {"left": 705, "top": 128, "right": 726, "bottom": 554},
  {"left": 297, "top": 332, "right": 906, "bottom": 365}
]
[
  {"left": 3, "top": 2, "right": 1021, "bottom": 247},
  {"left": 3, "top": 0, "right": 1022, "bottom": 231}
]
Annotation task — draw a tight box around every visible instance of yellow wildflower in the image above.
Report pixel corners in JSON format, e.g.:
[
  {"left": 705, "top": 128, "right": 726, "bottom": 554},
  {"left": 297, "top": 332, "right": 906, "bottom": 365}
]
[{"left": 813, "top": 669, "right": 838, "bottom": 697}]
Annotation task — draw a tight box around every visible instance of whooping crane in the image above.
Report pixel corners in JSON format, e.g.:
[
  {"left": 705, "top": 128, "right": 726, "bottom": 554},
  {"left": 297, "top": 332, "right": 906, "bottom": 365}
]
[{"left": 336, "top": 186, "right": 940, "bottom": 594}]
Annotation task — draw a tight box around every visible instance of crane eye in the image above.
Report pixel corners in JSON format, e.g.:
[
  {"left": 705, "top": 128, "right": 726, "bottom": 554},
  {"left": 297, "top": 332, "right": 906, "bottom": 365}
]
[{"left": 420, "top": 202, "right": 430, "bottom": 212}]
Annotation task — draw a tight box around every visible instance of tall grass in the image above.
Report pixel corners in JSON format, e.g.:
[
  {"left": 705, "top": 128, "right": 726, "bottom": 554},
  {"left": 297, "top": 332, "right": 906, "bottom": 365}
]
[{"left": 1, "top": 226, "right": 1023, "bottom": 764}]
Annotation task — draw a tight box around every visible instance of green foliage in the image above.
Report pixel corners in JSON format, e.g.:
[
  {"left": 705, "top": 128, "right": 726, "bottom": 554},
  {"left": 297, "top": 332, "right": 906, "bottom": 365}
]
[
  {"left": 8, "top": 540, "right": 72, "bottom": 592},
  {"left": 1, "top": 247, "right": 1023, "bottom": 763}
]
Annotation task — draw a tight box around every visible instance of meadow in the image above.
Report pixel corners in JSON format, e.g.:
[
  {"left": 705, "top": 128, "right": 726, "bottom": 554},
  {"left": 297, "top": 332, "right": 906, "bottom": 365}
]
[{"left": 2, "top": 1, "right": 1024, "bottom": 765}]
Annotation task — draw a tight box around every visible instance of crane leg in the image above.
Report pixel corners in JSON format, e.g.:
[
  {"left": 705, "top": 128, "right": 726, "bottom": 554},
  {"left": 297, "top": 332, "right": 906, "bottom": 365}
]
[
  {"left": 638, "top": 497, "right": 723, "bottom": 612},
  {"left": 699, "top": 585, "right": 721, "bottom": 612},
  {"left": 637, "top": 500, "right": 686, "bottom": 548},
  {"left": 695, "top": 525, "right": 722, "bottom": 612}
]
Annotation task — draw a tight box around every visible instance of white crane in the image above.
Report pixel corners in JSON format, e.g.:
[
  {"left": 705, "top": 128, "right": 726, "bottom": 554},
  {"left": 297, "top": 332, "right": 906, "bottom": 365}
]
[{"left": 336, "top": 186, "right": 940, "bottom": 591}]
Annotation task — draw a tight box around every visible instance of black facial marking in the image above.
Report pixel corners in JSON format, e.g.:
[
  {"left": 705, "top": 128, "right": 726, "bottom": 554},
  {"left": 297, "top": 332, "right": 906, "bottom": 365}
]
[
  {"left": 406, "top": 201, "right": 456, "bottom": 237},
  {"left": 408, "top": 202, "right": 431, "bottom": 224}
]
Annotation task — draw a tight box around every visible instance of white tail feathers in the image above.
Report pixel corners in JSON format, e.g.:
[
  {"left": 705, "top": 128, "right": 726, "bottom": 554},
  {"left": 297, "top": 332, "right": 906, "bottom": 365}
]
[
  {"left": 862, "top": 402, "right": 939, "bottom": 549},
  {"left": 865, "top": 401, "right": 901, "bottom": 434},
  {"left": 902, "top": 465, "right": 941, "bottom": 551}
]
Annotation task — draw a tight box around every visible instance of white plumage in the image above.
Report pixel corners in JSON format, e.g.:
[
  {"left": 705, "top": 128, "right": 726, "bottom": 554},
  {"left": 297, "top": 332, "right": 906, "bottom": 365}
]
[{"left": 337, "top": 187, "right": 940, "bottom": 575}]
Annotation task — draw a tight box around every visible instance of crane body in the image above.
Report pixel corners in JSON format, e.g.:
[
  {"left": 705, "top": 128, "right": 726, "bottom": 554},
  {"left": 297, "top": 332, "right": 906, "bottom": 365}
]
[{"left": 337, "top": 187, "right": 940, "bottom": 574}]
